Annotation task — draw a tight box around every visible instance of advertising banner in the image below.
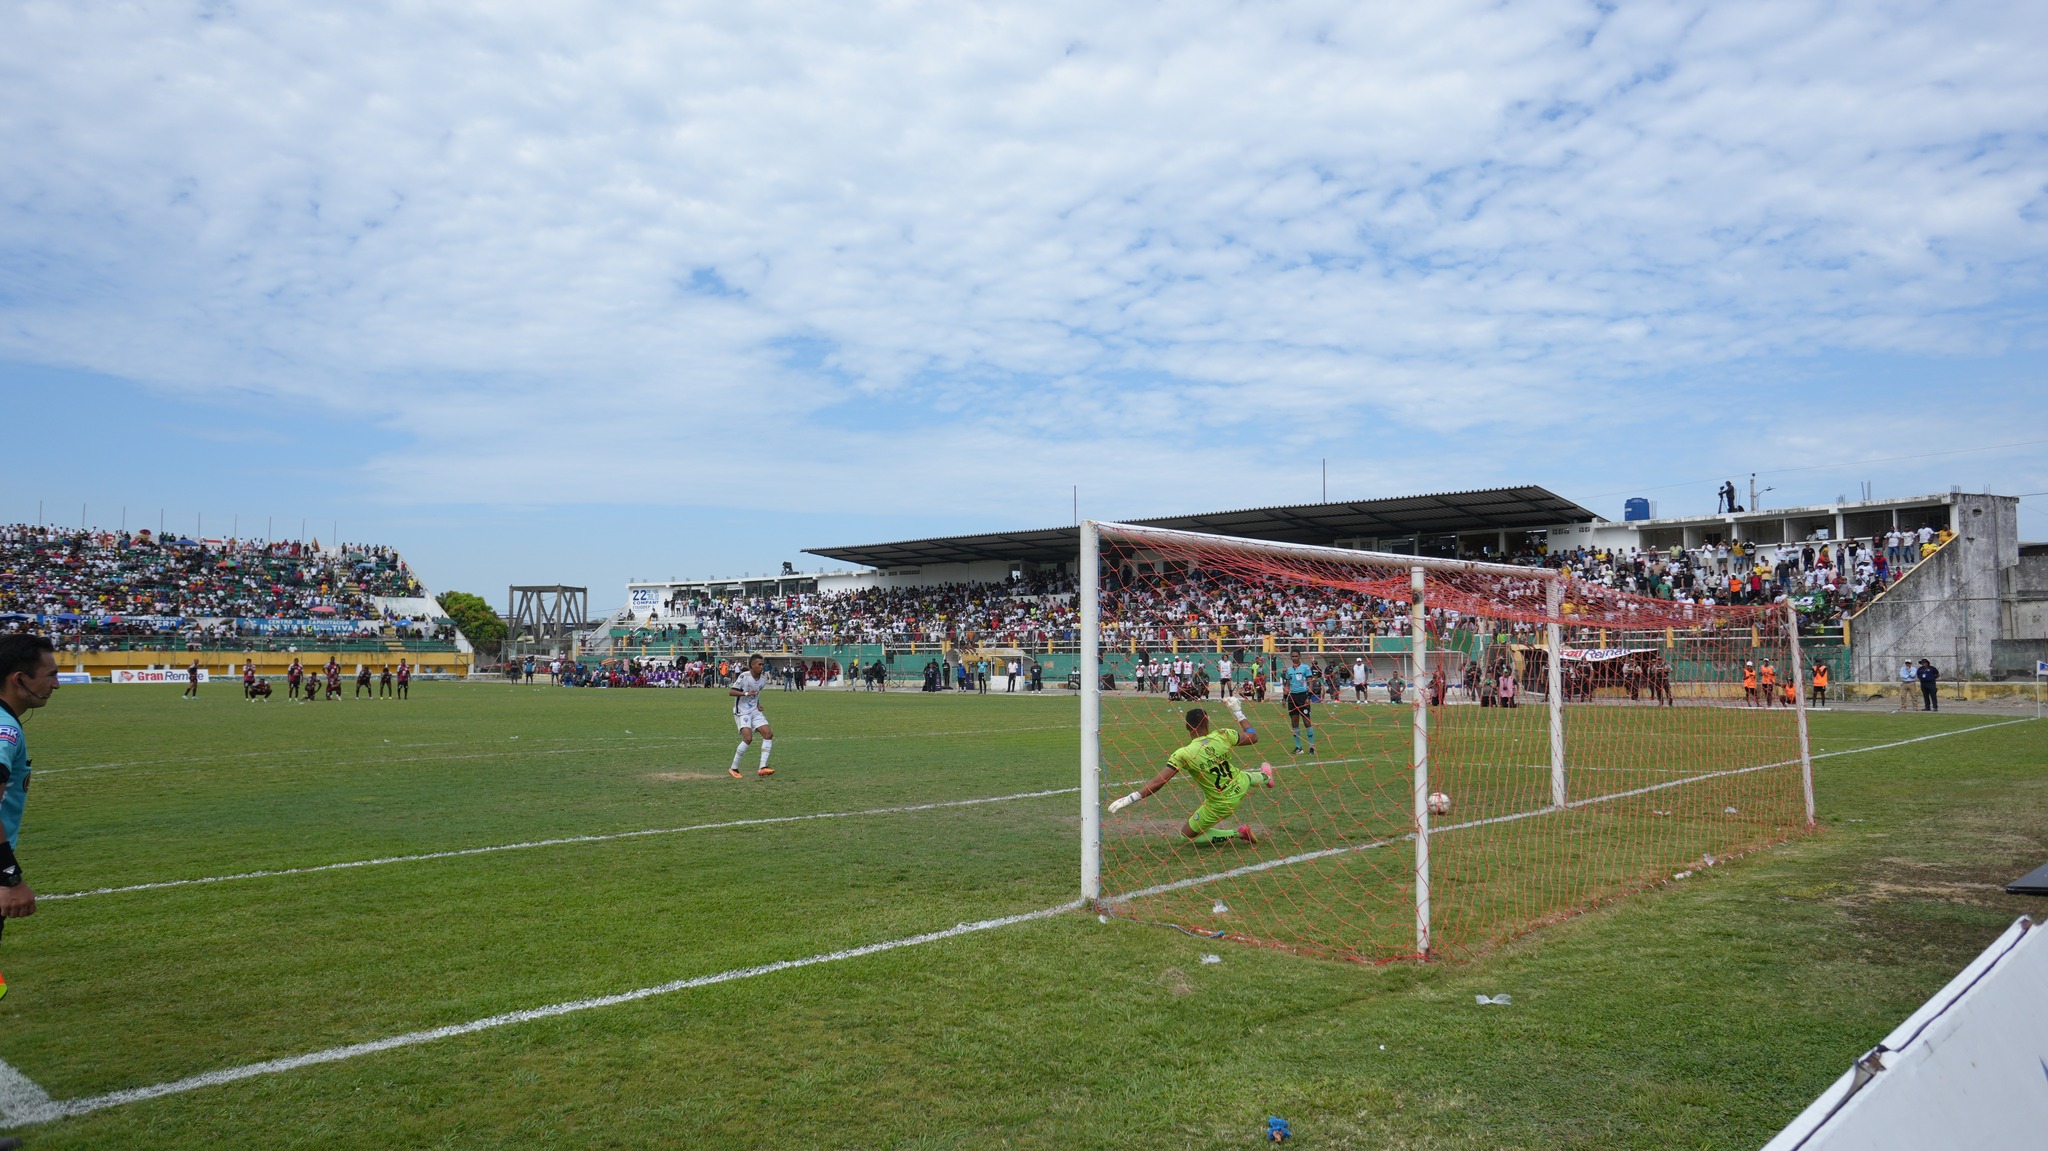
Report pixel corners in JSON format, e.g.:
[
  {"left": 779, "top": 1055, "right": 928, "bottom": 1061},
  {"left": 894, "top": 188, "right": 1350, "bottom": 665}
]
[
  {"left": 232, "top": 618, "right": 373, "bottom": 635},
  {"left": 1559, "top": 648, "right": 1631, "bottom": 662},
  {"left": 110, "top": 669, "right": 212, "bottom": 684}
]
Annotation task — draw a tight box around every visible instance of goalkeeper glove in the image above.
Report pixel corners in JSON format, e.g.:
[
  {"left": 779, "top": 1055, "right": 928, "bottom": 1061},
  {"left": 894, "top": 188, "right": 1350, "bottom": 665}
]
[
  {"left": 1226, "top": 697, "right": 1245, "bottom": 721},
  {"left": 1107, "top": 791, "right": 1142, "bottom": 814}
]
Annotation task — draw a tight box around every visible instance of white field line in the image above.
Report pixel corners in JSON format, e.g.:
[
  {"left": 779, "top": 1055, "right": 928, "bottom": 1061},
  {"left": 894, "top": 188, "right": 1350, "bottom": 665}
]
[
  {"left": 1104, "top": 717, "right": 2037, "bottom": 904},
  {"left": 43, "top": 787, "right": 1082, "bottom": 902},
  {"left": 0, "top": 1059, "right": 54, "bottom": 1125},
  {"left": 37, "top": 724, "right": 1073, "bottom": 777},
  {"left": 0, "top": 900, "right": 1083, "bottom": 1129}
]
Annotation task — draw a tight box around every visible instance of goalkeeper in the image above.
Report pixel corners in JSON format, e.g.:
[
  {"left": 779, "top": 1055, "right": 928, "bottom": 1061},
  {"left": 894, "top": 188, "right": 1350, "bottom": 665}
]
[{"left": 1109, "top": 697, "right": 1275, "bottom": 845}]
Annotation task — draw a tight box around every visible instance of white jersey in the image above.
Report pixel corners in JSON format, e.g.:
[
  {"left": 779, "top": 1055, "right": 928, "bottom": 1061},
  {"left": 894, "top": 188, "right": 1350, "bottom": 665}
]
[{"left": 731, "top": 671, "right": 770, "bottom": 727}]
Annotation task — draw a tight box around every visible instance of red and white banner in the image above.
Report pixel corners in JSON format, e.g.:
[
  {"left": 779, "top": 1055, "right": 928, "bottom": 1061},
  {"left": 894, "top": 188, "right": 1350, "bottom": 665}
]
[
  {"left": 110, "top": 669, "right": 212, "bottom": 684},
  {"left": 1559, "top": 648, "right": 1631, "bottom": 662}
]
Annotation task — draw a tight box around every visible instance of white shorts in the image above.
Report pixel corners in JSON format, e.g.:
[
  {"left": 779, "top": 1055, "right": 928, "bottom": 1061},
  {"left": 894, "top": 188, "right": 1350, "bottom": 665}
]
[{"left": 734, "top": 704, "right": 768, "bottom": 731}]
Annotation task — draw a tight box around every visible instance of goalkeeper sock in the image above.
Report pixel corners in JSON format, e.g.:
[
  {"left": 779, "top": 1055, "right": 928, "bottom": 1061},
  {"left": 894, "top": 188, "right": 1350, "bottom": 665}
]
[
  {"left": 758, "top": 739, "right": 773, "bottom": 769},
  {"left": 730, "top": 743, "right": 748, "bottom": 772}
]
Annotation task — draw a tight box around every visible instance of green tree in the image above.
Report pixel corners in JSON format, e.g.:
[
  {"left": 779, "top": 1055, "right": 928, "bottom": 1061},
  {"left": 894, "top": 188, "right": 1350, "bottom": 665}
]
[{"left": 436, "top": 591, "right": 507, "bottom": 654}]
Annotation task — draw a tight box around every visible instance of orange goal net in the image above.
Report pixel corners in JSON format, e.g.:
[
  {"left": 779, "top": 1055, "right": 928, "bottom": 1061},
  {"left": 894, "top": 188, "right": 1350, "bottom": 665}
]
[{"left": 1080, "top": 522, "right": 1814, "bottom": 962}]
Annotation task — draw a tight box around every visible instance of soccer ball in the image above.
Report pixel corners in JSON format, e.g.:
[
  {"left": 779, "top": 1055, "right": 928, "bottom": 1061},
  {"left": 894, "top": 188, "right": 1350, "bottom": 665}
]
[{"left": 1427, "top": 791, "right": 1452, "bottom": 816}]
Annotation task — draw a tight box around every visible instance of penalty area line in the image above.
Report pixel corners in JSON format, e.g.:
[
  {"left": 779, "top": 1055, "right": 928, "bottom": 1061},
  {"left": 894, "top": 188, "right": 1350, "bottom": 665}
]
[
  {"left": 44, "top": 787, "right": 1081, "bottom": 902},
  {"left": 0, "top": 900, "right": 1084, "bottom": 1129}
]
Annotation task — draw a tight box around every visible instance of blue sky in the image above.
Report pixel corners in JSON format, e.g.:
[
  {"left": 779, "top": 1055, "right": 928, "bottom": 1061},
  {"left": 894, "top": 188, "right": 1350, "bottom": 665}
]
[{"left": 3, "top": 0, "right": 2045, "bottom": 611}]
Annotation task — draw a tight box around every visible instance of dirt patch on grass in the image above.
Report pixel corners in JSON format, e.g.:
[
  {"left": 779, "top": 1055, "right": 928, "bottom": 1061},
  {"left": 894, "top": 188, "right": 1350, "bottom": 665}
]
[
  {"left": 1840, "top": 879, "right": 2008, "bottom": 905},
  {"left": 647, "top": 771, "right": 728, "bottom": 782}
]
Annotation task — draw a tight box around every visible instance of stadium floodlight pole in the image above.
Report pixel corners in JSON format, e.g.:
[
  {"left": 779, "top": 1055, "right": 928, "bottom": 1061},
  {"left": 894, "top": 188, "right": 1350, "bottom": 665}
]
[
  {"left": 1411, "top": 565, "right": 1431, "bottom": 959},
  {"left": 1786, "top": 598, "right": 1816, "bottom": 828},
  {"left": 1080, "top": 519, "right": 1102, "bottom": 903},
  {"left": 1546, "top": 576, "right": 1567, "bottom": 808}
]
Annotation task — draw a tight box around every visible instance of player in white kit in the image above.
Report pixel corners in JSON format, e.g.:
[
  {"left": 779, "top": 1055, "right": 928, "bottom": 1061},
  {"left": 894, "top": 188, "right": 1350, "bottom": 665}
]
[{"left": 727, "top": 654, "right": 776, "bottom": 778}]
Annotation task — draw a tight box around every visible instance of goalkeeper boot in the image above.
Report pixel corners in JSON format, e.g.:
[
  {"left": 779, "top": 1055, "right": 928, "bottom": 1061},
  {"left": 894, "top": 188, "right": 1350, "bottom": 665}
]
[
  {"left": 1236, "top": 824, "right": 1257, "bottom": 844},
  {"left": 1261, "top": 764, "right": 1276, "bottom": 788}
]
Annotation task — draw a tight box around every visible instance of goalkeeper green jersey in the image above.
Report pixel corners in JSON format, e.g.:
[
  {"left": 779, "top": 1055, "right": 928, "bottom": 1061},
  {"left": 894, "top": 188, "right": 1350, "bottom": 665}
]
[{"left": 1168, "top": 727, "right": 1242, "bottom": 799}]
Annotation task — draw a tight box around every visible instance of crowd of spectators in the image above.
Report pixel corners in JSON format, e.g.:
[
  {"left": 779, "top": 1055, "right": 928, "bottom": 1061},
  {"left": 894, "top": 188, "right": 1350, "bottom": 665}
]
[
  {"left": 545, "top": 654, "right": 833, "bottom": 689},
  {"left": 1539, "top": 524, "right": 1950, "bottom": 626},
  {"left": 0, "top": 524, "right": 444, "bottom": 649},
  {"left": 687, "top": 571, "right": 1079, "bottom": 649},
  {"left": 591, "top": 521, "right": 1961, "bottom": 668}
]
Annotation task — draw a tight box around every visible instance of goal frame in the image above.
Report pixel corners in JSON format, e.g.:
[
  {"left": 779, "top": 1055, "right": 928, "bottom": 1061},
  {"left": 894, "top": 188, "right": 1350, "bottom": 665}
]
[{"left": 1078, "top": 519, "right": 1816, "bottom": 958}]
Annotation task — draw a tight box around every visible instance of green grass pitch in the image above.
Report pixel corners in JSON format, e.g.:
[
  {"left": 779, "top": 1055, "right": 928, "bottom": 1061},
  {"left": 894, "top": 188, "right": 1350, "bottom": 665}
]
[{"left": 0, "top": 683, "right": 2040, "bottom": 1148}]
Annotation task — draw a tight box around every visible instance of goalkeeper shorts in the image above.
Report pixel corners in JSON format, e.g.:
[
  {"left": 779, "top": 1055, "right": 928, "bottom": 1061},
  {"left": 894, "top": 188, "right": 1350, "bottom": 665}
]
[{"left": 1185, "top": 771, "right": 1255, "bottom": 835}]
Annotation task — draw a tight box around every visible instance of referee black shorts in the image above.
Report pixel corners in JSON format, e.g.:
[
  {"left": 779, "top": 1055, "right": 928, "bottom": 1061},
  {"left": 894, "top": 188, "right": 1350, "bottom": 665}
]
[{"left": 1286, "top": 691, "right": 1312, "bottom": 721}]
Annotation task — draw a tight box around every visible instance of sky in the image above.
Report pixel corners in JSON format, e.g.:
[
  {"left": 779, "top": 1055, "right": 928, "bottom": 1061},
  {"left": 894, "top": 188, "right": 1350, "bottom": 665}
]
[{"left": 3, "top": 0, "right": 2045, "bottom": 611}]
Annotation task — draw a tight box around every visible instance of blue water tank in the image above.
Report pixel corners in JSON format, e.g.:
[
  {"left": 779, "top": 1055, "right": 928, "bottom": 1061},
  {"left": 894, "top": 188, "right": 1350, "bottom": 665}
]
[{"left": 1623, "top": 498, "right": 1652, "bottom": 522}]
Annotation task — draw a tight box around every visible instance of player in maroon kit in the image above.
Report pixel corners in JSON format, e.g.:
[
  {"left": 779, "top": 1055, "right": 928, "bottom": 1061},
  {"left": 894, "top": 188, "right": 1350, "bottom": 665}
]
[{"left": 395, "top": 660, "right": 411, "bottom": 700}]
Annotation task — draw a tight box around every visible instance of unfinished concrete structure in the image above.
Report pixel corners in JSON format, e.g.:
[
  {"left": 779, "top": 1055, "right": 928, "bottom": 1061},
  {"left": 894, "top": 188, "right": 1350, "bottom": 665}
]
[{"left": 1848, "top": 494, "right": 2042, "bottom": 681}]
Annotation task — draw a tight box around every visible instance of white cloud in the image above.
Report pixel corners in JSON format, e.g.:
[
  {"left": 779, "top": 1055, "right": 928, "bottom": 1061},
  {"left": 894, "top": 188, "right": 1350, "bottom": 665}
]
[{"left": 1, "top": 0, "right": 2044, "bottom": 517}]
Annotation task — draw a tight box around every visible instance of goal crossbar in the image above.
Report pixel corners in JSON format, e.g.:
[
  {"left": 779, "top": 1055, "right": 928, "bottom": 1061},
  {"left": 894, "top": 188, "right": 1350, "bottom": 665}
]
[{"left": 1093, "top": 520, "right": 1563, "bottom": 583}]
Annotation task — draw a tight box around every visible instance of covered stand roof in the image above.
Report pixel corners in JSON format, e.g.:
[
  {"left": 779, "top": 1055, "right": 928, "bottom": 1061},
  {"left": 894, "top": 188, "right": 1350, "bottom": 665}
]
[{"left": 806, "top": 486, "right": 1601, "bottom": 569}]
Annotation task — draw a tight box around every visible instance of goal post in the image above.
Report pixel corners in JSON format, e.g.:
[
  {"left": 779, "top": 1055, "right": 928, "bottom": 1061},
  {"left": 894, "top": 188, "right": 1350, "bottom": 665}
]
[
  {"left": 1080, "top": 519, "right": 1102, "bottom": 901},
  {"left": 1409, "top": 565, "right": 1430, "bottom": 957},
  {"left": 1081, "top": 520, "right": 1813, "bottom": 962},
  {"left": 1786, "top": 597, "right": 1817, "bottom": 829}
]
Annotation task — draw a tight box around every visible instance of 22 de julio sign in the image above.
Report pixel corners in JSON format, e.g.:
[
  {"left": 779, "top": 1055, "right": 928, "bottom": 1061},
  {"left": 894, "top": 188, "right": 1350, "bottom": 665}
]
[
  {"left": 1558, "top": 648, "right": 1631, "bottom": 662},
  {"left": 110, "top": 669, "right": 212, "bottom": 684}
]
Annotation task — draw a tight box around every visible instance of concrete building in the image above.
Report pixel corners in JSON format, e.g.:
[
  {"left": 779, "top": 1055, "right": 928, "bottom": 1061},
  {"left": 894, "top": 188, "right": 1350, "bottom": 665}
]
[
  {"left": 1545, "top": 490, "right": 2040, "bottom": 680},
  {"left": 1540, "top": 493, "right": 1962, "bottom": 556},
  {"left": 612, "top": 486, "right": 2044, "bottom": 681},
  {"left": 1832, "top": 495, "right": 2043, "bottom": 682}
]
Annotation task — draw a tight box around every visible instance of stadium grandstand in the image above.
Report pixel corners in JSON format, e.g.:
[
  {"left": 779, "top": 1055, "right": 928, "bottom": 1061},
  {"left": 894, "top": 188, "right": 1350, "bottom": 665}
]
[
  {"left": 0, "top": 523, "right": 472, "bottom": 677},
  {"left": 587, "top": 486, "right": 2045, "bottom": 696}
]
